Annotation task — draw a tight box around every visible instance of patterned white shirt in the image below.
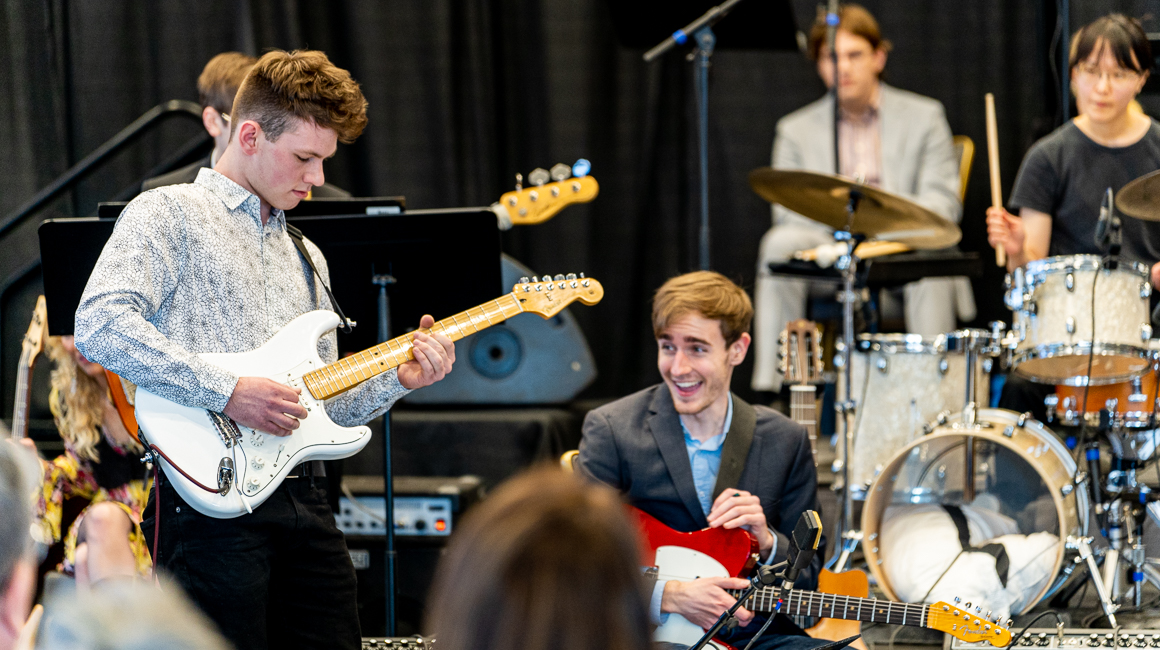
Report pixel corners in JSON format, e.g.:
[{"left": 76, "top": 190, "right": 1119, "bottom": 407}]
[{"left": 75, "top": 168, "right": 409, "bottom": 427}]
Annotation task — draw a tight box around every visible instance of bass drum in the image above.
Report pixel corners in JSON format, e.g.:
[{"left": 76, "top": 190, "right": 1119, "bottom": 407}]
[{"left": 861, "top": 408, "right": 1087, "bottom": 614}]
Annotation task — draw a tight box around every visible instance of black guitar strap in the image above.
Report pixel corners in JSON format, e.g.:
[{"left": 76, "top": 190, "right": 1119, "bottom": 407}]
[
  {"left": 285, "top": 223, "right": 353, "bottom": 334},
  {"left": 942, "top": 504, "right": 1010, "bottom": 587}
]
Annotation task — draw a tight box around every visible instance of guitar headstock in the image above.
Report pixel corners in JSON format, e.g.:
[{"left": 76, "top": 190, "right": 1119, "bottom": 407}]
[
  {"left": 19, "top": 295, "right": 49, "bottom": 368},
  {"left": 928, "top": 600, "right": 1012, "bottom": 647},
  {"left": 513, "top": 274, "right": 604, "bottom": 319},
  {"left": 779, "top": 319, "right": 823, "bottom": 385},
  {"left": 498, "top": 162, "right": 599, "bottom": 226}
]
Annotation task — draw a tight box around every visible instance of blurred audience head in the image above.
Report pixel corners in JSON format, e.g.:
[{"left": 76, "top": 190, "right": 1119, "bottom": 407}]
[
  {"left": 0, "top": 439, "right": 41, "bottom": 650},
  {"left": 426, "top": 466, "right": 650, "bottom": 650},
  {"left": 35, "top": 579, "right": 232, "bottom": 650}
]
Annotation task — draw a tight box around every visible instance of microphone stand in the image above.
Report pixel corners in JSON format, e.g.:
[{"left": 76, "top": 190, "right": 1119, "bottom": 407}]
[
  {"left": 643, "top": 0, "right": 747, "bottom": 270},
  {"left": 688, "top": 563, "right": 782, "bottom": 650}
]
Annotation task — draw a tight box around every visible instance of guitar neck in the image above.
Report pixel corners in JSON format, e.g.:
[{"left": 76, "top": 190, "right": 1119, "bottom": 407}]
[
  {"left": 788, "top": 385, "right": 817, "bottom": 462},
  {"left": 736, "top": 587, "right": 930, "bottom": 629},
  {"left": 11, "top": 354, "right": 32, "bottom": 440},
  {"left": 303, "top": 294, "right": 524, "bottom": 400}
]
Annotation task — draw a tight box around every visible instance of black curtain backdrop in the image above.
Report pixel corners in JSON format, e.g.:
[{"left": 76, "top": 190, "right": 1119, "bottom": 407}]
[{"left": 4, "top": 0, "right": 1159, "bottom": 416}]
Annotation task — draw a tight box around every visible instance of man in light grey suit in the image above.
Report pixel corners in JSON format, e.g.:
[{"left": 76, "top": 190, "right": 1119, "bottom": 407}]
[
  {"left": 752, "top": 4, "right": 973, "bottom": 392},
  {"left": 579, "top": 272, "right": 826, "bottom": 650}
]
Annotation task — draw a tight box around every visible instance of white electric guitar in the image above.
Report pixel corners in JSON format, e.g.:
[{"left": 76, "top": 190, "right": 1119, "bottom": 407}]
[{"left": 135, "top": 274, "right": 604, "bottom": 518}]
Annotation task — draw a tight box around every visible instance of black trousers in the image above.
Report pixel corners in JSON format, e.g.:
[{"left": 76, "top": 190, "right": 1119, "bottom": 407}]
[{"left": 143, "top": 470, "right": 361, "bottom": 650}]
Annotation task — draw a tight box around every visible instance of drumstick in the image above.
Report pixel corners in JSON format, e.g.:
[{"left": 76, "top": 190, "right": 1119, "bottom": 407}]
[{"left": 985, "top": 93, "right": 1007, "bottom": 267}]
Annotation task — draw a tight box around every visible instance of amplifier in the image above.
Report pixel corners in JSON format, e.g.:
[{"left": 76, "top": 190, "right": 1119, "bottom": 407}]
[
  {"left": 947, "top": 629, "right": 1160, "bottom": 650},
  {"left": 362, "top": 638, "right": 433, "bottom": 649},
  {"left": 336, "top": 475, "right": 483, "bottom": 537}
]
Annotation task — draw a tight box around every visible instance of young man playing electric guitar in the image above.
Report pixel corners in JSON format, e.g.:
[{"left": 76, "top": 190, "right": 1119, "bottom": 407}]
[
  {"left": 578, "top": 271, "right": 828, "bottom": 650},
  {"left": 75, "top": 50, "right": 455, "bottom": 650}
]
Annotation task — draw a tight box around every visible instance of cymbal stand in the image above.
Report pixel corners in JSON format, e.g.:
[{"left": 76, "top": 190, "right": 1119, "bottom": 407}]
[{"left": 830, "top": 190, "right": 864, "bottom": 572}]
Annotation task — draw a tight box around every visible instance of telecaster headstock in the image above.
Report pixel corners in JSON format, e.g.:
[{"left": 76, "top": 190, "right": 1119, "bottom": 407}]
[{"left": 928, "top": 599, "right": 1012, "bottom": 647}]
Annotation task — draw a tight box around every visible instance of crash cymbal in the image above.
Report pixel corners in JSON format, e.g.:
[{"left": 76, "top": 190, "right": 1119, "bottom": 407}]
[
  {"left": 1117, "top": 169, "right": 1160, "bottom": 221},
  {"left": 748, "top": 168, "right": 961, "bottom": 250}
]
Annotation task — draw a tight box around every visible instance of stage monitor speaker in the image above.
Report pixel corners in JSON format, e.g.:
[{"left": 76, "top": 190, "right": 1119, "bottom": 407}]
[{"left": 403, "top": 254, "right": 597, "bottom": 404}]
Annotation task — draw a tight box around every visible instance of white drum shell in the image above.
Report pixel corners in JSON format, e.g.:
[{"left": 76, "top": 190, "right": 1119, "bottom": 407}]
[
  {"left": 1009, "top": 255, "right": 1151, "bottom": 385},
  {"left": 843, "top": 334, "right": 989, "bottom": 496}
]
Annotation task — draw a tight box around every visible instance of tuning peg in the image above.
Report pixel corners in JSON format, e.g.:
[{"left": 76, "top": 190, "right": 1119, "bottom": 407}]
[
  {"left": 515, "top": 173, "right": 523, "bottom": 191},
  {"left": 1005, "top": 619, "right": 1013, "bottom": 628},
  {"left": 954, "top": 597, "right": 961, "bottom": 604},
  {"left": 566, "top": 273, "right": 577, "bottom": 280},
  {"left": 553, "top": 274, "right": 565, "bottom": 281},
  {"left": 964, "top": 602, "right": 971, "bottom": 609},
  {"left": 519, "top": 276, "right": 529, "bottom": 284},
  {"left": 528, "top": 168, "right": 550, "bottom": 186},
  {"left": 550, "top": 163, "right": 571, "bottom": 182},
  {"left": 975, "top": 606, "right": 981, "bottom": 613},
  {"left": 572, "top": 158, "right": 591, "bottom": 177}
]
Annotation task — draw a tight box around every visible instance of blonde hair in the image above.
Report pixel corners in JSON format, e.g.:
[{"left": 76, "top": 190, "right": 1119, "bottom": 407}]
[
  {"left": 45, "top": 337, "right": 142, "bottom": 463},
  {"left": 651, "top": 271, "right": 753, "bottom": 346}
]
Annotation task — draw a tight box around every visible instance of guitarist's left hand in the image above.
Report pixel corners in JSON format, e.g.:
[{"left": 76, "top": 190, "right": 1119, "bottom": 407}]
[
  {"left": 397, "top": 315, "right": 456, "bottom": 390},
  {"left": 708, "top": 489, "right": 775, "bottom": 561}
]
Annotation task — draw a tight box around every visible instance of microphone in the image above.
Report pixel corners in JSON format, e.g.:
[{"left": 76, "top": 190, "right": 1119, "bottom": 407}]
[
  {"left": 1094, "top": 186, "right": 1121, "bottom": 265},
  {"left": 783, "top": 510, "right": 823, "bottom": 588},
  {"left": 825, "top": 0, "right": 840, "bottom": 54}
]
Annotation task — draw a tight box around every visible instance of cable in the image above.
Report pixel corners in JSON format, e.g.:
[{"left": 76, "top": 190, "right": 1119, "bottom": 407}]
[
  {"left": 149, "top": 444, "right": 221, "bottom": 494},
  {"left": 342, "top": 482, "right": 388, "bottom": 524},
  {"left": 1015, "top": 610, "right": 1065, "bottom": 642}
]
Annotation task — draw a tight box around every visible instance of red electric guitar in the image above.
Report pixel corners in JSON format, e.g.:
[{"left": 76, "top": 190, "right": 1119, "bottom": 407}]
[{"left": 630, "top": 507, "right": 1012, "bottom": 648}]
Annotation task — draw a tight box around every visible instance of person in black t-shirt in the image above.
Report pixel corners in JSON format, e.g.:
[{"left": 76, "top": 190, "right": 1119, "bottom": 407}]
[{"left": 986, "top": 14, "right": 1160, "bottom": 421}]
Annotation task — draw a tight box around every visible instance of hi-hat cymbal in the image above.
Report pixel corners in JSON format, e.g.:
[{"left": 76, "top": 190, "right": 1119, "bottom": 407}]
[
  {"left": 1116, "top": 170, "right": 1160, "bottom": 221},
  {"left": 748, "top": 168, "right": 961, "bottom": 250}
]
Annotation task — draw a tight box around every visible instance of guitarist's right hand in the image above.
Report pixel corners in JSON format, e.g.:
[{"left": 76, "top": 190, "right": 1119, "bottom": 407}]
[
  {"left": 661, "top": 576, "right": 753, "bottom": 629},
  {"left": 224, "top": 377, "right": 309, "bottom": 437}
]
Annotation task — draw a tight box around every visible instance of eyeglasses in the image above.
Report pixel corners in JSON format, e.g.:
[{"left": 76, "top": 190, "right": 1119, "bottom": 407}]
[
  {"left": 221, "top": 112, "right": 231, "bottom": 122},
  {"left": 1075, "top": 64, "right": 1141, "bottom": 86}
]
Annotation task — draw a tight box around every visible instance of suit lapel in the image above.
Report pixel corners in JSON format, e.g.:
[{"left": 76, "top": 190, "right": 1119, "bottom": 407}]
[
  {"left": 878, "top": 84, "right": 907, "bottom": 194},
  {"left": 712, "top": 395, "right": 756, "bottom": 499},
  {"left": 647, "top": 387, "right": 709, "bottom": 527},
  {"left": 815, "top": 94, "right": 837, "bottom": 174}
]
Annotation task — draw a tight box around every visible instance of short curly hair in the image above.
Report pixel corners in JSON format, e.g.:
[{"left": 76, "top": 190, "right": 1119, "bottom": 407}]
[
  {"left": 652, "top": 271, "right": 753, "bottom": 346},
  {"left": 231, "top": 49, "right": 368, "bottom": 144}
]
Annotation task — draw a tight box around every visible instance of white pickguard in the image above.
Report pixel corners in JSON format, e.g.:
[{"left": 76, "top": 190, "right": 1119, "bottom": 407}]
[
  {"left": 135, "top": 310, "right": 371, "bottom": 519},
  {"left": 653, "top": 545, "right": 732, "bottom": 646}
]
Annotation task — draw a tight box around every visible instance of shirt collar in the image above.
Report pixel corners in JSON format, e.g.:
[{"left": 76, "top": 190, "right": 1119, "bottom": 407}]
[
  {"left": 681, "top": 394, "right": 734, "bottom": 451},
  {"left": 838, "top": 83, "right": 882, "bottom": 124},
  {"left": 194, "top": 168, "right": 284, "bottom": 227}
]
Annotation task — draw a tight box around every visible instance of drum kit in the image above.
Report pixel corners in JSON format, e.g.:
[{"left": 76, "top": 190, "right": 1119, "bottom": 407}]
[{"left": 753, "top": 166, "right": 1160, "bottom": 625}]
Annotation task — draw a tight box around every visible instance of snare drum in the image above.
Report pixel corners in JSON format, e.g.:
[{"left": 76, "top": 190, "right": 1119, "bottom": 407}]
[
  {"left": 862, "top": 408, "right": 1087, "bottom": 614},
  {"left": 842, "top": 333, "right": 989, "bottom": 497},
  {"left": 1006, "top": 255, "right": 1152, "bottom": 385},
  {"left": 1047, "top": 370, "right": 1160, "bottom": 429}
]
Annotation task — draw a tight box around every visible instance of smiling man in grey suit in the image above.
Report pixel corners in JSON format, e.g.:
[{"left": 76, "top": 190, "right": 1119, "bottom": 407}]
[
  {"left": 752, "top": 4, "right": 973, "bottom": 394},
  {"left": 579, "top": 271, "right": 825, "bottom": 650}
]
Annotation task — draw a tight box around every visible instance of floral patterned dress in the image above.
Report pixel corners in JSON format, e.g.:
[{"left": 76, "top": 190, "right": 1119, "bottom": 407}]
[{"left": 32, "top": 388, "right": 153, "bottom": 577}]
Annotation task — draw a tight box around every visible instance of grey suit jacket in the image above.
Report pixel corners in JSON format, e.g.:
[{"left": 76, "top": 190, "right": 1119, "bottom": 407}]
[
  {"left": 772, "top": 83, "right": 961, "bottom": 227},
  {"left": 578, "top": 384, "right": 824, "bottom": 590}
]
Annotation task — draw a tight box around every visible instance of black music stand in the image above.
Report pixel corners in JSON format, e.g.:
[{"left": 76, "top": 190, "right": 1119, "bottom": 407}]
[{"left": 39, "top": 209, "right": 502, "bottom": 636}]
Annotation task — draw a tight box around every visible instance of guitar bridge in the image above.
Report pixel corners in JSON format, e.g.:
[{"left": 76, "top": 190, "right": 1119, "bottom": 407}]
[{"left": 206, "top": 411, "right": 243, "bottom": 448}]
